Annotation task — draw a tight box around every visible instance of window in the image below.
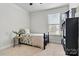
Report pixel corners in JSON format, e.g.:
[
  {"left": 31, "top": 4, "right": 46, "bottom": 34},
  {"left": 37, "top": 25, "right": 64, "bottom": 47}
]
[{"left": 48, "top": 13, "right": 60, "bottom": 35}]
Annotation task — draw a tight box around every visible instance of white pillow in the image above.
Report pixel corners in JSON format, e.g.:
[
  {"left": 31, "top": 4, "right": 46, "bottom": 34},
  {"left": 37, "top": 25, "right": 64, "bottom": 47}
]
[{"left": 25, "top": 29, "right": 30, "bottom": 34}]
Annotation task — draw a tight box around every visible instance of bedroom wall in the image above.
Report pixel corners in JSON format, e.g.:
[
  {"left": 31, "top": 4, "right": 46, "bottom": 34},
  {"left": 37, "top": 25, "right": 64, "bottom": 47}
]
[
  {"left": 30, "top": 5, "right": 69, "bottom": 44},
  {"left": 0, "top": 3, "right": 30, "bottom": 50}
]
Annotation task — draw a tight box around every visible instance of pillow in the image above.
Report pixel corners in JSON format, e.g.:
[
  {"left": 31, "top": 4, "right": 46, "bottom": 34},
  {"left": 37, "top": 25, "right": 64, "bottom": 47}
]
[{"left": 25, "top": 29, "right": 30, "bottom": 34}]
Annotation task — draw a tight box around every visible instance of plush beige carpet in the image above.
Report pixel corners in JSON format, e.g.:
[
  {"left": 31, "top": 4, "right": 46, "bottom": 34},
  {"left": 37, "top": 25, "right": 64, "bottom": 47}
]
[
  {"left": 35, "top": 43, "right": 65, "bottom": 56},
  {"left": 0, "top": 43, "right": 65, "bottom": 56}
]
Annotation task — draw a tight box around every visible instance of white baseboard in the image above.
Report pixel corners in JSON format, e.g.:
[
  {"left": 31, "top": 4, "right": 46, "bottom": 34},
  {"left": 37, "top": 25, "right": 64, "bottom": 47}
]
[{"left": 0, "top": 44, "right": 13, "bottom": 50}]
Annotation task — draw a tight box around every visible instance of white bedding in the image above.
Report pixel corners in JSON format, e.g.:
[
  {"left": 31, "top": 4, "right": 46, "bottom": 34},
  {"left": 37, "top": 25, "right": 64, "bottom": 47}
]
[
  {"left": 31, "top": 34, "right": 44, "bottom": 49},
  {"left": 21, "top": 33, "right": 44, "bottom": 49}
]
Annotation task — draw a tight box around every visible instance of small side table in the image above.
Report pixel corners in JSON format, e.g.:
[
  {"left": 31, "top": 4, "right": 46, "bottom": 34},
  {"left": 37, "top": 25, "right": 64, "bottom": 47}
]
[{"left": 13, "top": 34, "right": 22, "bottom": 47}]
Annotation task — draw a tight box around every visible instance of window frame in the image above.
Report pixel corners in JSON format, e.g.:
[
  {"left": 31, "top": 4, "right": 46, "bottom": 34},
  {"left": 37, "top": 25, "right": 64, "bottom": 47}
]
[{"left": 48, "top": 13, "right": 61, "bottom": 35}]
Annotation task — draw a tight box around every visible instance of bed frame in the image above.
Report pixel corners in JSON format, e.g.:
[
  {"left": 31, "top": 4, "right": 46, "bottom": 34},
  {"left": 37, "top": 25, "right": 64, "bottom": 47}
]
[
  {"left": 43, "top": 32, "right": 49, "bottom": 49},
  {"left": 13, "top": 32, "right": 49, "bottom": 50}
]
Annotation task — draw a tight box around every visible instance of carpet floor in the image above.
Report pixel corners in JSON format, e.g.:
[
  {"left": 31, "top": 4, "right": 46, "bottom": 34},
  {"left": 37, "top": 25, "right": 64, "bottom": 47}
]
[{"left": 0, "top": 43, "right": 65, "bottom": 56}]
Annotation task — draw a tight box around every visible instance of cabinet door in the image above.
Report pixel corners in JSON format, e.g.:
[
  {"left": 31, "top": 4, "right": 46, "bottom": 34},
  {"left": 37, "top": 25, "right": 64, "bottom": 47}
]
[{"left": 66, "top": 18, "right": 78, "bottom": 56}]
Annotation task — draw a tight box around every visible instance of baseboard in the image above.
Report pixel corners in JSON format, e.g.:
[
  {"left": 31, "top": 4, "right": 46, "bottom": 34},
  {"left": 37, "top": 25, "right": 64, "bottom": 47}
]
[{"left": 0, "top": 44, "right": 13, "bottom": 50}]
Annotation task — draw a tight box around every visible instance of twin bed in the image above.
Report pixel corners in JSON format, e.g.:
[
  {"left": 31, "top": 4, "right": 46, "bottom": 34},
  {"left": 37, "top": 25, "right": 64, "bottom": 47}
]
[{"left": 13, "top": 32, "right": 49, "bottom": 50}]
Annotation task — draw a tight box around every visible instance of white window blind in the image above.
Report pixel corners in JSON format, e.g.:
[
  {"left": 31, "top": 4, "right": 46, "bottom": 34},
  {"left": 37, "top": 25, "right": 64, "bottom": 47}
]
[{"left": 48, "top": 13, "right": 60, "bottom": 35}]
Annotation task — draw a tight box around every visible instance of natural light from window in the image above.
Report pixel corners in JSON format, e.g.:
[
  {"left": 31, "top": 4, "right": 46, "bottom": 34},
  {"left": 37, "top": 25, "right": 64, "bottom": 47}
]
[{"left": 48, "top": 13, "right": 60, "bottom": 35}]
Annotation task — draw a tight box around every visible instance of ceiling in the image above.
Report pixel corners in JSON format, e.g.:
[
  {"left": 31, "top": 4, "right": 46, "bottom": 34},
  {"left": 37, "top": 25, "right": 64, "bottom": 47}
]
[{"left": 16, "top": 3, "right": 68, "bottom": 12}]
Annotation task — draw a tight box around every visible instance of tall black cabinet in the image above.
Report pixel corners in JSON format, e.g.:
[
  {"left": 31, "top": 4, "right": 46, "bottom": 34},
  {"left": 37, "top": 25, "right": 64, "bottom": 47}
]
[
  {"left": 62, "top": 17, "right": 79, "bottom": 56},
  {"left": 66, "top": 17, "right": 78, "bottom": 56}
]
